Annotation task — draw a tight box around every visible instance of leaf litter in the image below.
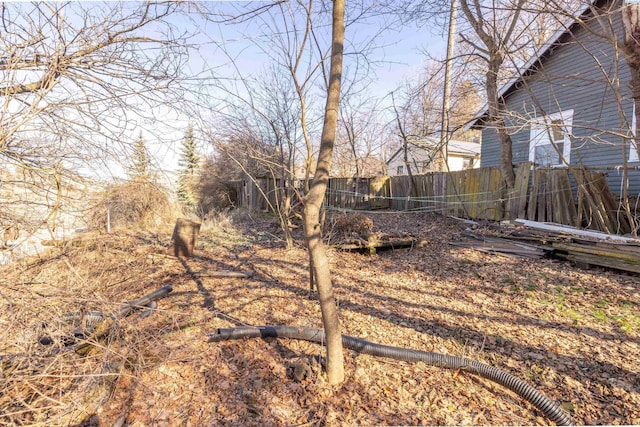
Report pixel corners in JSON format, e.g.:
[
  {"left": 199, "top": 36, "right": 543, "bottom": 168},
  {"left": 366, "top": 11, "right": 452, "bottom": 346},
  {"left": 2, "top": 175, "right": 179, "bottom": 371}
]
[{"left": 0, "top": 212, "right": 638, "bottom": 426}]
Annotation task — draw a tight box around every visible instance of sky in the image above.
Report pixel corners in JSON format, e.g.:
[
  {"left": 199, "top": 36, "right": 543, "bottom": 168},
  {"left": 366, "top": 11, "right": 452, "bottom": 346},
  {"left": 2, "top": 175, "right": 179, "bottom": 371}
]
[
  {"left": 142, "top": 3, "right": 450, "bottom": 180},
  {"left": 1, "top": 1, "right": 451, "bottom": 185}
]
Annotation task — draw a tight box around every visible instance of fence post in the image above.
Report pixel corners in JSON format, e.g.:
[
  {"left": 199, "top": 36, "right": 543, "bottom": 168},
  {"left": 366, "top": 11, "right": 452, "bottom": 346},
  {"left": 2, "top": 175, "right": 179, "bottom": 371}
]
[{"left": 106, "top": 200, "right": 111, "bottom": 234}]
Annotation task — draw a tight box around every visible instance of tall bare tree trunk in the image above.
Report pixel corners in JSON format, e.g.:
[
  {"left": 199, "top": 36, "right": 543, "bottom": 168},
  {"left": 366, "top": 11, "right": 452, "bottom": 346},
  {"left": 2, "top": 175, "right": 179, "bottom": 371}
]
[
  {"left": 302, "top": 0, "right": 345, "bottom": 385},
  {"left": 459, "top": 0, "right": 524, "bottom": 190},
  {"left": 622, "top": 3, "right": 640, "bottom": 234},
  {"left": 623, "top": 4, "right": 640, "bottom": 161},
  {"left": 486, "top": 61, "right": 516, "bottom": 189},
  {"left": 440, "top": 0, "right": 458, "bottom": 172},
  {"left": 403, "top": 144, "right": 415, "bottom": 211}
]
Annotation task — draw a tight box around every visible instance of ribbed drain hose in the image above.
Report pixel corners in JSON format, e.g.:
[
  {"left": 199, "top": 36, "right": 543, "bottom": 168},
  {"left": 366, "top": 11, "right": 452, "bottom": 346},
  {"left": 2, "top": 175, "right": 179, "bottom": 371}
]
[{"left": 209, "top": 325, "right": 573, "bottom": 426}]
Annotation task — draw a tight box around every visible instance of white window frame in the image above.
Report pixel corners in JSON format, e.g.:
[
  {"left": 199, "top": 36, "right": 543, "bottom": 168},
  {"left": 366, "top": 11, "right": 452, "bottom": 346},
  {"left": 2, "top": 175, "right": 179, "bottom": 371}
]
[
  {"left": 396, "top": 165, "right": 404, "bottom": 175},
  {"left": 630, "top": 102, "right": 638, "bottom": 163},
  {"left": 528, "top": 109, "right": 573, "bottom": 167}
]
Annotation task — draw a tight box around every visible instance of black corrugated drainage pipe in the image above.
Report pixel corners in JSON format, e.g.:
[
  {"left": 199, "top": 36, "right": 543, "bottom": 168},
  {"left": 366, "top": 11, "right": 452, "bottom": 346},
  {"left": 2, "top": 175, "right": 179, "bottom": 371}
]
[{"left": 208, "top": 325, "right": 573, "bottom": 426}]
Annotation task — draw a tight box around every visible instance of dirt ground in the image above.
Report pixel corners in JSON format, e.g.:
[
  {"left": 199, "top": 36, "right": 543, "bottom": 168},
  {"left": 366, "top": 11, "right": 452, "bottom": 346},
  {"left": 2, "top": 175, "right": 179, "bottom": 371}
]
[{"left": 0, "top": 210, "right": 638, "bottom": 426}]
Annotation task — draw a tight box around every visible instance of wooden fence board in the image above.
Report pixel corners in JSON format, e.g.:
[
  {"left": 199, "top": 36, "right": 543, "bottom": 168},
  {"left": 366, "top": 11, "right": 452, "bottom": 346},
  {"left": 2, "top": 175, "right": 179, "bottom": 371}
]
[
  {"left": 560, "top": 170, "right": 578, "bottom": 226},
  {"left": 369, "top": 176, "right": 390, "bottom": 209},
  {"left": 508, "top": 162, "right": 531, "bottom": 219},
  {"left": 490, "top": 167, "right": 505, "bottom": 220}
]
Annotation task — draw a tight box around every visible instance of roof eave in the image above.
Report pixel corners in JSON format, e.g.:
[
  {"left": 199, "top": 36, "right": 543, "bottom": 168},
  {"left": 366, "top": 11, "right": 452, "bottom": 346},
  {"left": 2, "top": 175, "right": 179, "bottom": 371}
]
[{"left": 463, "top": 1, "right": 593, "bottom": 131}]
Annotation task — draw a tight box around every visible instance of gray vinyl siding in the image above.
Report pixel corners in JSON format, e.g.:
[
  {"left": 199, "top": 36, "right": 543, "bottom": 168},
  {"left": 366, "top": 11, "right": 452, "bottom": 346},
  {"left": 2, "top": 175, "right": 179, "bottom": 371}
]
[{"left": 479, "top": 7, "right": 640, "bottom": 197}]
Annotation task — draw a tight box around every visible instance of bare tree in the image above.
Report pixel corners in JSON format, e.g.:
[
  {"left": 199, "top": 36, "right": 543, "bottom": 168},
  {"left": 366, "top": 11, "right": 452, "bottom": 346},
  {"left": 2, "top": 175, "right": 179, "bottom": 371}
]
[
  {"left": 302, "top": 0, "right": 346, "bottom": 385},
  {"left": 389, "top": 62, "right": 448, "bottom": 191},
  {"left": 0, "top": 2, "right": 190, "bottom": 231},
  {"left": 458, "top": 0, "right": 528, "bottom": 189},
  {"left": 207, "top": 65, "right": 308, "bottom": 248},
  {"left": 334, "top": 95, "right": 388, "bottom": 177},
  {"left": 621, "top": 4, "right": 640, "bottom": 159},
  {"left": 200, "top": 0, "right": 403, "bottom": 385},
  {"left": 391, "top": 90, "right": 420, "bottom": 209}
]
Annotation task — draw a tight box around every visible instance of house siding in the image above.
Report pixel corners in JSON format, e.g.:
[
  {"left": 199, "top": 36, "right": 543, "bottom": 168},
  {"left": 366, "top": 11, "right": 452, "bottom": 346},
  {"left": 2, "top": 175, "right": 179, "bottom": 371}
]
[
  {"left": 479, "top": 6, "right": 640, "bottom": 196},
  {"left": 387, "top": 139, "right": 481, "bottom": 176}
]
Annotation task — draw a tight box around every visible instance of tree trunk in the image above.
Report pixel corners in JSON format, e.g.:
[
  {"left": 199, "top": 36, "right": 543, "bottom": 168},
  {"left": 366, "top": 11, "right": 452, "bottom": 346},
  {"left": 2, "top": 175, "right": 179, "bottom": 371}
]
[
  {"left": 623, "top": 4, "right": 640, "bottom": 161},
  {"left": 486, "top": 60, "right": 516, "bottom": 189},
  {"left": 280, "top": 188, "right": 294, "bottom": 249},
  {"left": 459, "top": 0, "right": 523, "bottom": 190},
  {"left": 439, "top": 0, "right": 458, "bottom": 173},
  {"left": 622, "top": 4, "right": 640, "bottom": 234},
  {"left": 302, "top": 0, "right": 345, "bottom": 385},
  {"left": 404, "top": 145, "right": 415, "bottom": 211}
]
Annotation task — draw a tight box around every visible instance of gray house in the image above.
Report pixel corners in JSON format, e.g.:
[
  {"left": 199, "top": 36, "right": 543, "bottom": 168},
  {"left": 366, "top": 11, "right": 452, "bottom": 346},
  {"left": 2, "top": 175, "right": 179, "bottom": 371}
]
[
  {"left": 468, "top": 0, "right": 640, "bottom": 194},
  {"left": 387, "top": 137, "right": 481, "bottom": 176}
]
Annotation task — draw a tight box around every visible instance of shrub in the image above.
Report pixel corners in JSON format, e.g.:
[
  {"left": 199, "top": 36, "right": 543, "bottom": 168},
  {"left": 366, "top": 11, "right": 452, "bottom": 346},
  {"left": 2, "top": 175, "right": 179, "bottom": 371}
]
[{"left": 89, "top": 181, "right": 174, "bottom": 231}]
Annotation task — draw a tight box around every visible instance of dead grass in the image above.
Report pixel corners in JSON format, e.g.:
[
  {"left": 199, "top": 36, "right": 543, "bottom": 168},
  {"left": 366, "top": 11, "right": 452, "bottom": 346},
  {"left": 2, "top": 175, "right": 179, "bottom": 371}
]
[
  {"left": 88, "top": 181, "right": 176, "bottom": 232},
  {"left": 0, "top": 212, "right": 638, "bottom": 426}
]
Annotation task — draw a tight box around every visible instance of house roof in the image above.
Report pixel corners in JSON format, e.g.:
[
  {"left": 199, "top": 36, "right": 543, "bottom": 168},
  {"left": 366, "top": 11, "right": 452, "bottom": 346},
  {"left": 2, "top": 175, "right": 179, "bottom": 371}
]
[
  {"left": 387, "top": 137, "right": 480, "bottom": 164},
  {"left": 464, "top": 1, "right": 596, "bottom": 130}
]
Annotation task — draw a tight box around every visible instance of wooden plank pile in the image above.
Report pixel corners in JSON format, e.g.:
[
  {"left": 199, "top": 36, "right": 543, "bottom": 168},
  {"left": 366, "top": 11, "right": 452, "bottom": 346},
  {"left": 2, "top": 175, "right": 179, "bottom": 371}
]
[
  {"left": 449, "top": 230, "right": 549, "bottom": 259},
  {"left": 573, "top": 168, "right": 631, "bottom": 234},
  {"left": 526, "top": 168, "right": 578, "bottom": 226},
  {"left": 553, "top": 240, "right": 640, "bottom": 273},
  {"left": 464, "top": 219, "right": 640, "bottom": 273},
  {"left": 336, "top": 236, "right": 423, "bottom": 255}
]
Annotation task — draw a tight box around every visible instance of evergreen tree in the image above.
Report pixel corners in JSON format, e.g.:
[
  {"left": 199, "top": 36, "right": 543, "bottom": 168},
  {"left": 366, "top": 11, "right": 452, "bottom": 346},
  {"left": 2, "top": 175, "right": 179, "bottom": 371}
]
[
  {"left": 129, "top": 131, "right": 151, "bottom": 181},
  {"left": 176, "top": 124, "right": 200, "bottom": 211}
]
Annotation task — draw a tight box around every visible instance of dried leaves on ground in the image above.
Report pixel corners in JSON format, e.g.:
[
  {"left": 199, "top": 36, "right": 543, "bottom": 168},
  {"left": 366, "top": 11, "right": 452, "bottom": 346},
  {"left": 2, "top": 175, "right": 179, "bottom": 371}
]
[{"left": 0, "top": 211, "right": 638, "bottom": 426}]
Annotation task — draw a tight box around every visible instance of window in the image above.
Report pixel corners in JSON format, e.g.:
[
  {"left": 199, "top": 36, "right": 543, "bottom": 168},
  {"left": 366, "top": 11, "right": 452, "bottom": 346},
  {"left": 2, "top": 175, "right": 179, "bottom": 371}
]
[
  {"left": 529, "top": 109, "right": 573, "bottom": 166},
  {"left": 396, "top": 165, "right": 404, "bottom": 174},
  {"left": 462, "top": 158, "right": 474, "bottom": 169}
]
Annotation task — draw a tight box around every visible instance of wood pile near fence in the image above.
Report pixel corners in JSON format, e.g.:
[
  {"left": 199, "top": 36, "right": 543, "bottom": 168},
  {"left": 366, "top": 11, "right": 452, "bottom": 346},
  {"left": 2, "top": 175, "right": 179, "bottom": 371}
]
[
  {"left": 238, "top": 163, "right": 635, "bottom": 235},
  {"left": 573, "top": 169, "right": 631, "bottom": 234},
  {"left": 553, "top": 240, "right": 640, "bottom": 273},
  {"left": 526, "top": 167, "right": 578, "bottom": 226},
  {"left": 458, "top": 219, "right": 640, "bottom": 274}
]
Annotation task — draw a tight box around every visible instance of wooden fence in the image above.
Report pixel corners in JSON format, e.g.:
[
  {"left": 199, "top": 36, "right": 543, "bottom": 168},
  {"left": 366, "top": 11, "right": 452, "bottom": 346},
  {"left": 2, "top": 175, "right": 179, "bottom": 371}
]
[
  {"left": 238, "top": 163, "right": 632, "bottom": 234},
  {"left": 385, "top": 167, "right": 506, "bottom": 220}
]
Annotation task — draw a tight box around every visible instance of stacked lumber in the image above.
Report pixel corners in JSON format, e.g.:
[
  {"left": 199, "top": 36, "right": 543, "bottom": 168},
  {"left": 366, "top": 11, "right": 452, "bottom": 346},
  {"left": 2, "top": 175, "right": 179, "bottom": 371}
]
[
  {"left": 495, "top": 219, "right": 640, "bottom": 274},
  {"left": 336, "top": 237, "right": 422, "bottom": 254},
  {"left": 449, "top": 230, "right": 548, "bottom": 259},
  {"left": 511, "top": 219, "right": 638, "bottom": 243},
  {"left": 448, "top": 219, "right": 640, "bottom": 273},
  {"left": 552, "top": 240, "right": 640, "bottom": 273}
]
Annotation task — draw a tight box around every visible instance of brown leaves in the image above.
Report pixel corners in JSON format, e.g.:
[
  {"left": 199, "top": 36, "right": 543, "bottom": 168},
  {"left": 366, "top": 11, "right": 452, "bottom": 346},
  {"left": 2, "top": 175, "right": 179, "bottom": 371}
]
[{"left": 1, "top": 213, "right": 638, "bottom": 425}]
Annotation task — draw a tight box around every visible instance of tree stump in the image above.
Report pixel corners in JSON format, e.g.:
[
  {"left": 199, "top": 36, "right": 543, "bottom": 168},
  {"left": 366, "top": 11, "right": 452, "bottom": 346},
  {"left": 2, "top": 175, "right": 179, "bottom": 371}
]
[{"left": 167, "top": 218, "right": 201, "bottom": 257}]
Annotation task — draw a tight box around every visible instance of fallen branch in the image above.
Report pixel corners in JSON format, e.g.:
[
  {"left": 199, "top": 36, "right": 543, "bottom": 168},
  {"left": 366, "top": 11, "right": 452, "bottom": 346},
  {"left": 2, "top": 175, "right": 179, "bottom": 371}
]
[
  {"left": 75, "top": 285, "right": 173, "bottom": 355},
  {"left": 195, "top": 271, "right": 254, "bottom": 278}
]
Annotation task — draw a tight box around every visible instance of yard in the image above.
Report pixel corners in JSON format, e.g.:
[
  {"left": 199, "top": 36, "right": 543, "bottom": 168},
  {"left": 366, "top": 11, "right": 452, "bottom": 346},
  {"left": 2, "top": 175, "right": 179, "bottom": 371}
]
[{"left": 1, "top": 211, "right": 638, "bottom": 425}]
